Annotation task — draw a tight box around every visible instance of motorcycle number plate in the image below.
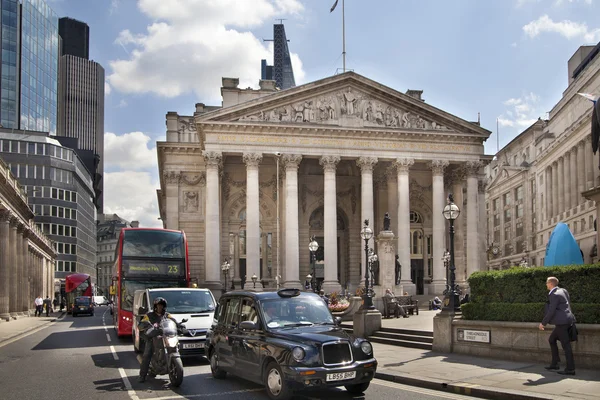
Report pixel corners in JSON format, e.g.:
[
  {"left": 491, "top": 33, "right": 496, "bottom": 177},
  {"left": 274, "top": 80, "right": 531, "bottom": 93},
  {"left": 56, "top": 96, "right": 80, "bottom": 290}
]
[{"left": 182, "top": 342, "right": 204, "bottom": 349}]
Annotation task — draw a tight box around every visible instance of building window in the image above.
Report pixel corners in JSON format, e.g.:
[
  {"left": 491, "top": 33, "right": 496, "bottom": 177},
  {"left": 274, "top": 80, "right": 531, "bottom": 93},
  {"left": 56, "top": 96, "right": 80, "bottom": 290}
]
[
  {"left": 494, "top": 229, "right": 500, "bottom": 243},
  {"left": 504, "top": 226, "right": 512, "bottom": 241},
  {"left": 503, "top": 192, "right": 512, "bottom": 207},
  {"left": 493, "top": 198, "right": 500, "bottom": 211},
  {"left": 504, "top": 208, "right": 512, "bottom": 222},
  {"left": 516, "top": 204, "right": 524, "bottom": 219},
  {"left": 410, "top": 211, "right": 423, "bottom": 224},
  {"left": 516, "top": 240, "right": 525, "bottom": 254},
  {"left": 516, "top": 221, "right": 524, "bottom": 237},
  {"left": 516, "top": 186, "right": 523, "bottom": 201}
]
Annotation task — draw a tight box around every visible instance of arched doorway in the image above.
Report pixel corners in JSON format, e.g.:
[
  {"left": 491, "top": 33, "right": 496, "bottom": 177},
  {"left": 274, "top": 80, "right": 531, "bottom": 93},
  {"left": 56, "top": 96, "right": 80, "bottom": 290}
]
[
  {"left": 410, "top": 210, "right": 425, "bottom": 295},
  {"left": 308, "top": 206, "right": 349, "bottom": 290}
]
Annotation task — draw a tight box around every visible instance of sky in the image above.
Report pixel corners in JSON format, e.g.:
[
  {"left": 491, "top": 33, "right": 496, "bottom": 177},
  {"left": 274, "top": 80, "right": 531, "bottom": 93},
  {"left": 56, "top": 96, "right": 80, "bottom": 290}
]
[{"left": 47, "top": 0, "right": 600, "bottom": 228}]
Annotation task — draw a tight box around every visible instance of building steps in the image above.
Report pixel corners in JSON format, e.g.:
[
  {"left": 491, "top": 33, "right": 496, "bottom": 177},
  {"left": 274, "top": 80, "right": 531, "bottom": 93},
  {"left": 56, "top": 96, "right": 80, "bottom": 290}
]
[{"left": 340, "top": 324, "right": 433, "bottom": 351}]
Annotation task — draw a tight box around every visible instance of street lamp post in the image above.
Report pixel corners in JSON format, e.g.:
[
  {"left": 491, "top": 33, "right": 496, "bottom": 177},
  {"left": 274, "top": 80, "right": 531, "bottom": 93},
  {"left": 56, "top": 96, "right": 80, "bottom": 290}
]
[
  {"left": 360, "top": 219, "right": 375, "bottom": 310},
  {"left": 308, "top": 236, "right": 319, "bottom": 293},
  {"left": 368, "top": 248, "right": 378, "bottom": 292},
  {"left": 442, "top": 250, "right": 450, "bottom": 283},
  {"left": 442, "top": 194, "right": 461, "bottom": 313},
  {"left": 251, "top": 274, "right": 258, "bottom": 289},
  {"left": 221, "top": 260, "right": 230, "bottom": 293}
]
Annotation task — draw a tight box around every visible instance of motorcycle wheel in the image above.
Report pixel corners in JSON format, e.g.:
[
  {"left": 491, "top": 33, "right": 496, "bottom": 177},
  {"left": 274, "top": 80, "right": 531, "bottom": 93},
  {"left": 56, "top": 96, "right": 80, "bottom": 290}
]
[{"left": 169, "top": 357, "right": 184, "bottom": 387}]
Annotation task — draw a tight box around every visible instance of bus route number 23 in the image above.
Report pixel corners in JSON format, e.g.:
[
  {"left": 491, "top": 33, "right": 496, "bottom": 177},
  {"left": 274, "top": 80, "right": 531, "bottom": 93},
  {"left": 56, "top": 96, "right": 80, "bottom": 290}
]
[{"left": 168, "top": 265, "right": 179, "bottom": 274}]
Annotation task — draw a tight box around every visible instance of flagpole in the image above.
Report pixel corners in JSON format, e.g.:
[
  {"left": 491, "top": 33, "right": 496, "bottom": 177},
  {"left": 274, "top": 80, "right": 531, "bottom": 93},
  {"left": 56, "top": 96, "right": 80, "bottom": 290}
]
[
  {"left": 342, "top": 0, "right": 346, "bottom": 72},
  {"left": 497, "top": 118, "right": 500, "bottom": 153}
]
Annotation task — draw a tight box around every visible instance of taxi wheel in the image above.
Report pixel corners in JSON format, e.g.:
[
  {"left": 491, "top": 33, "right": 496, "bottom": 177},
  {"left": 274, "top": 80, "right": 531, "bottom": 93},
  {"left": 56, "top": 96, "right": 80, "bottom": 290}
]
[
  {"left": 210, "top": 350, "right": 227, "bottom": 379},
  {"left": 344, "top": 382, "right": 370, "bottom": 394},
  {"left": 264, "top": 361, "right": 291, "bottom": 400}
]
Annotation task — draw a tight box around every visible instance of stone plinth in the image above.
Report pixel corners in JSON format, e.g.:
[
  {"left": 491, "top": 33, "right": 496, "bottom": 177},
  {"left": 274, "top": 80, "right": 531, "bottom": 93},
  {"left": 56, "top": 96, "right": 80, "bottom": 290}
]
[
  {"left": 433, "top": 311, "right": 454, "bottom": 353},
  {"left": 352, "top": 308, "right": 382, "bottom": 338}
]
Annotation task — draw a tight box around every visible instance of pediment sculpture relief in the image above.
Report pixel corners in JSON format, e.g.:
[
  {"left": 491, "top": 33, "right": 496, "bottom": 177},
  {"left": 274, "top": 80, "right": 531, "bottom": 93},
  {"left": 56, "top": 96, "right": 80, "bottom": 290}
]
[{"left": 236, "top": 88, "right": 450, "bottom": 130}]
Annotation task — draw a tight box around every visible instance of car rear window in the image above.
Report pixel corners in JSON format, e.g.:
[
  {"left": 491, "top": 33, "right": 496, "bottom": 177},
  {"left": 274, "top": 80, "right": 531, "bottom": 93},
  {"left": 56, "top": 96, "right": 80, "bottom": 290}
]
[{"left": 75, "top": 297, "right": 91, "bottom": 305}]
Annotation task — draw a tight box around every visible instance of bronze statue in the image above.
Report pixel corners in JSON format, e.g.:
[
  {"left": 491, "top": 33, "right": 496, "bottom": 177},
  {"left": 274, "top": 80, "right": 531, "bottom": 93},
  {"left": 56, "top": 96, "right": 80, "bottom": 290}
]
[
  {"left": 395, "top": 254, "right": 401, "bottom": 285},
  {"left": 383, "top": 212, "right": 391, "bottom": 231}
]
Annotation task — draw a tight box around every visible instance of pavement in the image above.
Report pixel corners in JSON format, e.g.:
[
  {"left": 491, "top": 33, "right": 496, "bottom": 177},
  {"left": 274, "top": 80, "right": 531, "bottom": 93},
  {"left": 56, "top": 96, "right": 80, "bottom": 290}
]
[{"left": 1, "top": 310, "right": 599, "bottom": 400}]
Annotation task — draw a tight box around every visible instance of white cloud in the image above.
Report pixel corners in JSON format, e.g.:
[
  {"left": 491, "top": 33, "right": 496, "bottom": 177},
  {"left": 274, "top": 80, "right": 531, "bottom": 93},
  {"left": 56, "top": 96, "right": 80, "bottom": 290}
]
[
  {"left": 523, "top": 15, "right": 600, "bottom": 42},
  {"left": 107, "top": 0, "right": 306, "bottom": 101},
  {"left": 105, "top": 81, "right": 111, "bottom": 95},
  {"left": 104, "top": 131, "right": 157, "bottom": 170},
  {"left": 103, "top": 171, "right": 161, "bottom": 228},
  {"left": 516, "top": 0, "right": 541, "bottom": 7},
  {"left": 510, "top": 42, "right": 518, "bottom": 47},
  {"left": 498, "top": 92, "right": 543, "bottom": 128},
  {"left": 554, "top": 0, "right": 593, "bottom": 5},
  {"left": 118, "top": 99, "right": 128, "bottom": 108}
]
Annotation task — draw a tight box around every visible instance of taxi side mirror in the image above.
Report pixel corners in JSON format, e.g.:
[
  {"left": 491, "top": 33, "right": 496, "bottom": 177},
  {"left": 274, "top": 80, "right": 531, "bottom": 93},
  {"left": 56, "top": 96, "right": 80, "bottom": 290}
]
[
  {"left": 240, "top": 321, "right": 257, "bottom": 331},
  {"left": 335, "top": 317, "right": 342, "bottom": 326}
]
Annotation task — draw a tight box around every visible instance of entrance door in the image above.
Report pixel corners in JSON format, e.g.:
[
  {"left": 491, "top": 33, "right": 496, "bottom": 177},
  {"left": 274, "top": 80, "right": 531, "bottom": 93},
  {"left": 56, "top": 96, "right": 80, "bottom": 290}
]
[
  {"left": 239, "top": 259, "right": 246, "bottom": 289},
  {"left": 411, "top": 259, "right": 424, "bottom": 295}
]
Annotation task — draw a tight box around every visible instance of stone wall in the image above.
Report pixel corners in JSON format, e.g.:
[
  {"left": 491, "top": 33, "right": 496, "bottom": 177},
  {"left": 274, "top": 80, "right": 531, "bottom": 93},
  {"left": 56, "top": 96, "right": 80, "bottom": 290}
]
[{"left": 448, "top": 318, "right": 600, "bottom": 369}]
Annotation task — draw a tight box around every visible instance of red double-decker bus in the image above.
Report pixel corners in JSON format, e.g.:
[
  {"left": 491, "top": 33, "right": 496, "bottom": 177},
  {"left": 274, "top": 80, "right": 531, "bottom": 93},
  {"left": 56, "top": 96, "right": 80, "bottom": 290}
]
[
  {"left": 65, "top": 273, "right": 93, "bottom": 313},
  {"left": 110, "top": 228, "right": 191, "bottom": 337}
]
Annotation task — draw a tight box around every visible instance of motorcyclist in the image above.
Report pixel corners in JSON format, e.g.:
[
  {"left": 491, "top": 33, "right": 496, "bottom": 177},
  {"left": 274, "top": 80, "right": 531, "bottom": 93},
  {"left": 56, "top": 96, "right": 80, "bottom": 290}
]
[{"left": 138, "top": 297, "right": 178, "bottom": 382}]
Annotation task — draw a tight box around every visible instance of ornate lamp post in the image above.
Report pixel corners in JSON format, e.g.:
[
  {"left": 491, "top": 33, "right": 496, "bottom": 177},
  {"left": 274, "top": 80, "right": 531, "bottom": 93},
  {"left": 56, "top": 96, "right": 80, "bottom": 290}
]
[
  {"left": 442, "top": 194, "right": 461, "bottom": 312},
  {"left": 221, "top": 260, "right": 230, "bottom": 293},
  {"left": 308, "top": 236, "right": 319, "bottom": 293},
  {"left": 306, "top": 274, "right": 312, "bottom": 291},
  {"left": 360, "top": 219, "right": 375, "bottom": 310},
  {"left": 251, "top": 273, "right": 258, "bottom": 289}
]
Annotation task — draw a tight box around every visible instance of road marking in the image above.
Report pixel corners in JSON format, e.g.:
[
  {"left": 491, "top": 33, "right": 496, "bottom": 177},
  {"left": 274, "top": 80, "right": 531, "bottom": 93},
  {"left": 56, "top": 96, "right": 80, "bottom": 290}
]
[
  {"left": 118, "top": 367, "right": 141, "bottom": 400},
  {"left": 106, "top": 333, "right": 112, "bottom": 342},
  {"left": 149, "top": 388, "right": 264, "bottom": 399},
  {"left": 110, "top": 345, "right": 120, "bottom": 361},
  {"left": 373, "top": 379, "right": 476, "bottom": 399}
]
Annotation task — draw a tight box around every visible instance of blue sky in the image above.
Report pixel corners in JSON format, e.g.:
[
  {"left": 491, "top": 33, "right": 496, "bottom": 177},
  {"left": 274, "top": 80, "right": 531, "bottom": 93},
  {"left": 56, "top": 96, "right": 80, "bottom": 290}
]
[{"left": 48, "top": 0, "right": 600, "bottom": 227}]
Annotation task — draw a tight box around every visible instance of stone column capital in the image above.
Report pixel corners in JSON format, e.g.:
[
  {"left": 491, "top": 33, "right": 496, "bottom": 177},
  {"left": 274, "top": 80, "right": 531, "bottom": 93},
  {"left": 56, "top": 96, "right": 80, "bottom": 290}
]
[
  {"left": 569, "top": 147, "right": 578, "bottom": 155},
  {"left": 552, "top": 160, "right": 558, "bottom": 167},
  {"left": 243, "top": 152, "right": 263, "bottom": 168},
  {"left": 429, "top": 160, "right": 449, "bottom": 175},
  {"left": 203, "top": 151, "right": 223, "bottom": 169},
  {"left": 319, "top": 155, "right": 340, "bottom": 172},
  {"left": 356, "top": 157, "right": 378, "bottom": 173},
  {"left": 282, "top": 154, "right": 302, "bottom": 170},
  {"left": 16, "top": 222, "right": 26, "bottom": 234},
  {"left": 0, "top": 209, "right": 12, "bottom": 222},
  {"left": 163, "top": 170, "right": 181, "bottom": 184},
  {"left": 394, "top": 157, "right": 414, "bottom": 173},
  {"left": 464, "top": 160, "right": 483, "bottom": 177}
]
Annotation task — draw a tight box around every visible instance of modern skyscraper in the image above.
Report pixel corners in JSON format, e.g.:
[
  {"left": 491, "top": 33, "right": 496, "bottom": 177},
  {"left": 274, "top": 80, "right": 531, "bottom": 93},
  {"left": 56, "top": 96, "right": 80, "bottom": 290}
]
[
  {"left": 58, "top": 17, "right": 89, "bottom": 59},
  {"left": 0, "top": 0, "right": 59, "bottom": 134},
  {"left": 261, "top": 23, "right": 295, "bottom": 90},
  {"left": 57, "top": 17, "right": 105, "bottom": 213}
]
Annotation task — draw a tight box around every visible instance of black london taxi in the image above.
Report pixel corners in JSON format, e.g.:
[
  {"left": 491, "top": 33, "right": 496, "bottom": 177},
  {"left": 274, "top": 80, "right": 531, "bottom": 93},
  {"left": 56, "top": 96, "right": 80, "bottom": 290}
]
[{"left": 206, "top": 288, "right": 377, "bottom": 400}]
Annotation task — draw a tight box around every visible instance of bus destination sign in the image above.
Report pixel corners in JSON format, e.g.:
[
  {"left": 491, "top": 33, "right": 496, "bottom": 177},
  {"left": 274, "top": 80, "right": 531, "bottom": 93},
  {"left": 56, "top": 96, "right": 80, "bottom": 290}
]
[{"left": 122, "top": 260, "right": 185, "bottom": 278}]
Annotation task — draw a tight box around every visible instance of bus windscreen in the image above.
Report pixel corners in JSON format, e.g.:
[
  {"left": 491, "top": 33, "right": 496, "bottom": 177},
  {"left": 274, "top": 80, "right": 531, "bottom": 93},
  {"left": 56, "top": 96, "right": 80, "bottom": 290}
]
[{"left": 122, "top": 230, "right": 184, "bottom": 259}]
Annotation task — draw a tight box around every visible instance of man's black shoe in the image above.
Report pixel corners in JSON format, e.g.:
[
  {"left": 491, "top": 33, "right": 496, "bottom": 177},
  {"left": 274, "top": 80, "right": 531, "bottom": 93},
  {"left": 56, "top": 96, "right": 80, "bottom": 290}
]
[
  {"left": 544, "top": 365, "right": 560, "bottom": 370},
  {"left": 138, "top": 376, "right": 146, "bottom": 383},
  {"left": 557, "top": 370, "right": 576, "bottom": 376}
]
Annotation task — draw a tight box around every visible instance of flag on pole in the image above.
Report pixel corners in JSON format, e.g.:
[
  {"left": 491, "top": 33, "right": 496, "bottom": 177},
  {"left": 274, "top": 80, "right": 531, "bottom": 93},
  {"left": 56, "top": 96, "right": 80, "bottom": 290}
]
[
  {"left": 577, "top": 92, "right": 598, "bottom": 103},
  {"left": 578, "top": 93, "right": 600, "bottom": 156},
  {"left": 330, "top": 0, "right": 339, "bottom": 12}
]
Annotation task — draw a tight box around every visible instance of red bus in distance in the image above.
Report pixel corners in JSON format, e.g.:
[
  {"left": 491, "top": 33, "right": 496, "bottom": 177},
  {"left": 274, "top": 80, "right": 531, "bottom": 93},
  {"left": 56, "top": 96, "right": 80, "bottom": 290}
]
[
  {"left": 65, "top": 273, "right": 93, "bottom": 313},
  {"left": 110, "top": 228, "right": 191, "bottom": 337}
]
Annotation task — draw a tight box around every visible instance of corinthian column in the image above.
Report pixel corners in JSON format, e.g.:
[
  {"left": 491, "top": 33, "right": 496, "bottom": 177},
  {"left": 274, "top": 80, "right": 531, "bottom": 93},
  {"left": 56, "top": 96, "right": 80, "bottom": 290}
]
[
  {"left": 395, "top": 157, "right": 414, "bottom": 294},
  {"left": 9, "top": 218, "right": 19, "bottom": 318},
  {"left": 283, "top": 154, "right": 302, "bottom": 289},
  {"left": 570, "top": 147, "right": 578, "bottom": 209},
  {"left": 21, "top": 229, "right": 30, "bottom": 315},
  {"left": 564, "top": 152, "right": 571, "bottom": 210},
  {"left": 244, "top": 152, "right": 263, "bottom": 290},
  {"left": 357, "top": 156, "right": 378, "bottom": 286},
  {"left": 552, "top": 161, "right": 558, "bottom": 216},
  {"left": 465, "top": 161, "right": 481, "bottom": 281},
  {"left": 585, "top": 137, "right": 594, "bottom": 190},
  {"left": 320, "top": 155, "right": 341, "bottom": 294},
  {"left": 203, "top": 151, "right": 222, "bottom": 287},
  {"left": 0, "top": 210, "right": 11, "bottom": 321},
  {"left": 577, "top": 142, "right": 585, "bottom": 204},
  {"left": 429, "top": 160, "right": 448, "bottom": 294},
  {"left": 557, "top": 156, "right": 564, "bottom": 214}
]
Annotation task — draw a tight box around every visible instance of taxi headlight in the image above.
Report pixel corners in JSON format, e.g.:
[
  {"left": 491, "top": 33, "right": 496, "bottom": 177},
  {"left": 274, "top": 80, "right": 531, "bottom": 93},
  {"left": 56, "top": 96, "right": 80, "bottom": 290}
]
[
  {"left": 360, "top": 341, "right": 373, "bottom": 355},
  {"left": 292, "top": 346, "right": 305, "bottom": 361},
  {"left": 166, "top": 337, "right": 179, "bottom": 347}
]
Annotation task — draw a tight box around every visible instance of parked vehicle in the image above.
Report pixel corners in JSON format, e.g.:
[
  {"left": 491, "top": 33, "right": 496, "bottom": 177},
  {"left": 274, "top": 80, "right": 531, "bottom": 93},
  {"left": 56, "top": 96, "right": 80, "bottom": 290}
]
[
  {"left": 207, "top": 288, "right": 377, "bottom": 400},
  {"left": 132, "top": 288, "right": 215, "bottom": 357},
  {"left": 145, "top": 316, "right": 186, "bottom": 387},
  {"left": 72, "top": 296, "right": 94, "bottom": 317},
  {"left": 93, "top": 296, "right": 110, "bottom": 306}
]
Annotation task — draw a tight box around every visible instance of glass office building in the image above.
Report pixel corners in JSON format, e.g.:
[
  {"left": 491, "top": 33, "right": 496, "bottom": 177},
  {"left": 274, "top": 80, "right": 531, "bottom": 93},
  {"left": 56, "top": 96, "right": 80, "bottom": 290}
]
[{"left": 0, "top": 0, "right": 59, "bottom": 134}]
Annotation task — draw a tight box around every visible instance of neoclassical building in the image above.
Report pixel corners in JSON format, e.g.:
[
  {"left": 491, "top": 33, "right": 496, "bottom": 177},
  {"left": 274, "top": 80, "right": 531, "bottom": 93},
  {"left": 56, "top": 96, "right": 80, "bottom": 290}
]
[
  {"left": 0, "top": 157, "right": 56, "bottom": 321},
  {"left": 157, "top": 72, "right": 491, "bottom": 296}
]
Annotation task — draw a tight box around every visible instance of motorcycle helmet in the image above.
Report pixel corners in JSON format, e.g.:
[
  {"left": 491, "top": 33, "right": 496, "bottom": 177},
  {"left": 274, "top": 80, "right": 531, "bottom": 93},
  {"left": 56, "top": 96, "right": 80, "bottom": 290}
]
[{"left": 153, "top": 297, "right": 168, "bottom": 311}]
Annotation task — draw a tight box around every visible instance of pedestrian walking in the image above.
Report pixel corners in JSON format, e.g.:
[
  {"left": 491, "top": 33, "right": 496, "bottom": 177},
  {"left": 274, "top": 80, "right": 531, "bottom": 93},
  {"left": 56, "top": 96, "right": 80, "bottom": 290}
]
[
  {"left": 43, "top": 296, "right": 52, "bottom": 317},
  {"left": 60, "top": 297, "right": 65, "bottom": 312},
  {"left": 539, "top": 276, "right": 576, "bottom": 375},
  {"left": 34, "top": 295, "right": 43, "bottom": 317},
  {"left": 53, "top": 297, "right": 58, "bottom": 311}
]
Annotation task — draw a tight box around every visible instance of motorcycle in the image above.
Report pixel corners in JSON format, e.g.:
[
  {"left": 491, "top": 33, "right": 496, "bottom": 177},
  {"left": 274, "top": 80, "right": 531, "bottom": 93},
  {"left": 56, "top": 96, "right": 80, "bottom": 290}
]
[{"left": 145, "top": 317, "right": 188, "bottom": 387}]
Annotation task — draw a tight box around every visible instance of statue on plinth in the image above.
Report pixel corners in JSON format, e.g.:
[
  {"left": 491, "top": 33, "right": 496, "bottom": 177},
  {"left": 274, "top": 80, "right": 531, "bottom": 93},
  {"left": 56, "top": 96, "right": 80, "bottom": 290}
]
[
  {"left": 395, "top": 254, "right": 401, "bottom": 285},
  {"left": 383, "top": 212, "right": 391, "bottom": 231}
]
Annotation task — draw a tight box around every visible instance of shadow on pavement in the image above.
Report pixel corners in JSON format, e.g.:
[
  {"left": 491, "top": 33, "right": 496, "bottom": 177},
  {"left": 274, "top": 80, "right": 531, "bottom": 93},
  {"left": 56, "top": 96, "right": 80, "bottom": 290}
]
[
  {"left": 31, "top": 330, "right": 113, "bottom": 350},
  {"left": 93, "top": 378, "right": 126, "bottom": 392}
]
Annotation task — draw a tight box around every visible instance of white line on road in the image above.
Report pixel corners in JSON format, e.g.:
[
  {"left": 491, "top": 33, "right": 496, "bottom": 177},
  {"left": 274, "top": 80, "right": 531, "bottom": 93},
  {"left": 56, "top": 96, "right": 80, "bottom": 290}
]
[
  {"left": 106, "top": 333, "right": 112, "bottom": 342},
  {"left": 148, "top": 388, "right": 264, "bottom": 400},
  {"left": 118, "top": 367, "right": 141, "bottom": 400},
  {"left": 373, "top": 379, "right": 478, "bottom": 399},
  {"left": 110, "top": 345, "right": 119, "bottom": 361}
]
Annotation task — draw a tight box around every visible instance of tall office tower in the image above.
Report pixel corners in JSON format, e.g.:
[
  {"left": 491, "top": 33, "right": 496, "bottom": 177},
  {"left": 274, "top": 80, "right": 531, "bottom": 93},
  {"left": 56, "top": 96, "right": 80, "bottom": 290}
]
[
  {"left": 261, "top": 23, "right": 295, "bottom": 90},
  {"left": 0, "top": 0, "right": 59, "bottom": 133},
  {"left": 57, "top": 17, "right": 105, "bottom": 213}
]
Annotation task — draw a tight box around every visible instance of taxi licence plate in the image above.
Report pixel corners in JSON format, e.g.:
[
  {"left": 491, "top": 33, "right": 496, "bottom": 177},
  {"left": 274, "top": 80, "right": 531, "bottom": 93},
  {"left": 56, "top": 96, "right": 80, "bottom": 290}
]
[
  {"left": 326, "top": 371, "right": 356, "bottom": 382},
  {"left": 79, "top": 307, "right": 86, "bottom": 310},
  {"left": 182, "top": 342, "right": 204, "bottom": 349}
]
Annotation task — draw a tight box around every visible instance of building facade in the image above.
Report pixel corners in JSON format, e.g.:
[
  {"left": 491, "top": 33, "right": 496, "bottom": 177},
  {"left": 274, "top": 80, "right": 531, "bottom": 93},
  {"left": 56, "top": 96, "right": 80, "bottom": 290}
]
[
  {"left": 0, "top": 156, "right": 55, "bottom": 320},
  {"left": 0, "top": 129, "right": 97, "bottom": 283},
  {"left": 157, "top": 72, "right": 491, "bottom": 297},
  {"left": 96, "top": 214, "right": 137, "bottom": 296},
  {"left": 58, "top": 17, "right": 105, "bottom": 212},
  {"left": 486, "top": 44, "right": 600, "bottom": 268},
  {"left": 0, "top": 0, "right": 59, "bottom": 134}
]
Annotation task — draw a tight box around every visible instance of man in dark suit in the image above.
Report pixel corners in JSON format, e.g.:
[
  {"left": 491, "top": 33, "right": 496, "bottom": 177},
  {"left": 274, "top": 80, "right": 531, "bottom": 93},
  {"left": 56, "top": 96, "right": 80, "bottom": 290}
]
[{"left": 538, "top": 276, "right": 576, "bottom": 375}]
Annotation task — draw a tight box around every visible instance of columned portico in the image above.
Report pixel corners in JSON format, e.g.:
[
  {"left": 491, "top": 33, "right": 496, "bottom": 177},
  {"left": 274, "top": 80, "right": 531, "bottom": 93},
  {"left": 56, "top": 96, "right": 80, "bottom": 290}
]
[
  {"left": 395, "top": 158, "right": 414, "bottom": 295},
  {"left": 0, "top": 211, "right": 11, "bottom": 321},
  {"left": 569, "top": 148, "right": 578, "bottom": 209},
  {"left": 552, "top": 161, "right": 559, "bottom": 217},
  {"left": 320, "top": 155, "right": 341, "bottom": 294},
  {"left": 203, "top": 151, "right": 222, "bottom": 288},
  {"left": 430, "top": 160, "right": 448, "bottom": 293},
  {"left": 557, "top": 156, "right": 564, "bottom": 214},
  {"left": 21, "top": 229, "right": 30, "bottom": 315},
  {"left": 465, "top": 161, "right": 481, "bottom": 280},
  {"left": 244, "top": 153, "right": 263, "bottom": 290},
  {"left": 577, "top": 142, "right": 585, "bottom": 203},
  {"left": 283, "top": 154, "right": 302, "bottom": 289},
  {"left": 9, "top": 219, "right": 19, "bottom": 318},
  {"left": 357, "top": 157, "right": 378, "bottom": 286},
  {"left": 564, "top": 152, "right": 571, "bottom": 210}
]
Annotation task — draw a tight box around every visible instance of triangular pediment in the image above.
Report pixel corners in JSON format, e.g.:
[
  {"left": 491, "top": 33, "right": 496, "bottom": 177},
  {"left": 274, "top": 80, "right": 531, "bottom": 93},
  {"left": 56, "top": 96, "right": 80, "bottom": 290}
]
[
  {"left": 487, "top": 165, "right": 528, "bottom": 190},
  {"left": 199, "top": 72, "right": 490, "bottom": 137}
]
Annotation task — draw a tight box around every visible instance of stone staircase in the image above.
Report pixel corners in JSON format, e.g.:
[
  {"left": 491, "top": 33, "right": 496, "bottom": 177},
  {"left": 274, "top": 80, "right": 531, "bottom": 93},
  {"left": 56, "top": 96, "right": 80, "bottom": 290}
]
[{"left": 340, "top": 324, "right": 433, "bottom": 351}]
